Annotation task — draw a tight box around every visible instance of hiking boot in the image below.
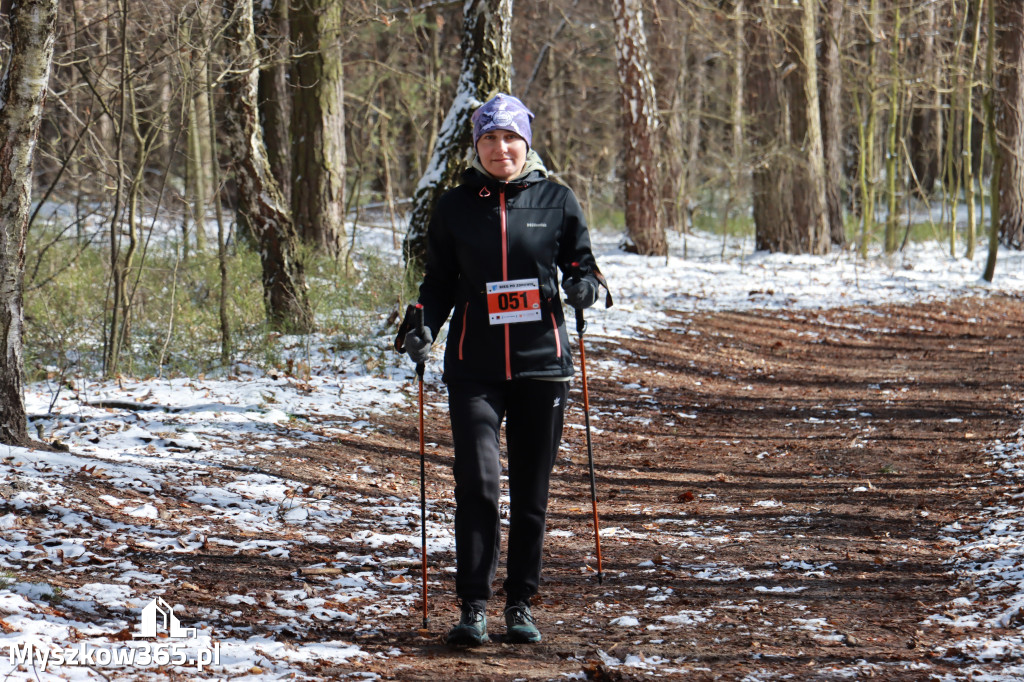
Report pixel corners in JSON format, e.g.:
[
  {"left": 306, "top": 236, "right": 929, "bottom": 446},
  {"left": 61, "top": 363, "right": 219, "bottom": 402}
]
[
  {"left": 446, "top": 604, "right": 489, "bottom": 646},
  {"left": 504, "top": 602, "right": 541, "bottom": 643}
]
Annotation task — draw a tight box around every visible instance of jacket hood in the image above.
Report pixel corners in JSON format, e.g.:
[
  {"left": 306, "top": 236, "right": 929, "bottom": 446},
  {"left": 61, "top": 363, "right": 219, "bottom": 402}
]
[{"left": 468, "top": 148, "right": 548, "bottom": 186}]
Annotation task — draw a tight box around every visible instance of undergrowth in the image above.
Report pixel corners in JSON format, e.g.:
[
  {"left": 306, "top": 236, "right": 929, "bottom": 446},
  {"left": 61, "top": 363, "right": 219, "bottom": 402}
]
[{"left": 24, "top": 223, "right": 412, "bottom": 382}]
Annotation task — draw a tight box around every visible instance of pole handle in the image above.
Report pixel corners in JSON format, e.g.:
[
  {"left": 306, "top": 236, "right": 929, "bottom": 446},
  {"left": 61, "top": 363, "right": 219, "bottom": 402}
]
[
  {"left": 569, "top": 261, "right": 588, "bottom": 336},
  {"left": 412, "top": 304, "right": 425, "bottom": 379}
]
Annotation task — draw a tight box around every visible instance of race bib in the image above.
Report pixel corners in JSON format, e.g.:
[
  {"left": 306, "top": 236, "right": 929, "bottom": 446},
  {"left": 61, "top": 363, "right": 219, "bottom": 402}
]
[{"left": 486, "top": 278, "right": 542, "bottom": 325}]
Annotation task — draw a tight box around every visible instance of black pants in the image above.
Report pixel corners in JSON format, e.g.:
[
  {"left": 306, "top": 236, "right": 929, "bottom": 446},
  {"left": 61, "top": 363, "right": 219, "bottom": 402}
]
[{"left": 447, "top": 379, "right": 570, "bottom": 609}]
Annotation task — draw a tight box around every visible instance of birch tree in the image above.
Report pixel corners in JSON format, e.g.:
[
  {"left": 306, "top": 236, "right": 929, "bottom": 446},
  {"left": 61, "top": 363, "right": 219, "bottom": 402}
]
[
  {"left": 404, "top": 0, "right": 513, "bottom": 270},
  {"left": 221, "top": 0, "right": 312, "bottom": 333},
  {"left": 612, "top": 0, "right": 664, "bottom": 256},
  {"left": 0, "top": 0, "right": 59, "bottom": 445}
]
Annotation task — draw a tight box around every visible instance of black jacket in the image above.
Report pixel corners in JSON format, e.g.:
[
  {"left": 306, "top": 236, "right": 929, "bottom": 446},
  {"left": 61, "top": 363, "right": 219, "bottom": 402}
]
[{"left": 418, "top": 165, "right": 599, "bottom": 383}]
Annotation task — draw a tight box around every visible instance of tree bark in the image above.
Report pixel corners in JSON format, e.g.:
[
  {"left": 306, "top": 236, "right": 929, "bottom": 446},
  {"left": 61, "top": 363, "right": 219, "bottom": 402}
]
[
  {"left": 822, "top": 0, "right": 846, "bottom": 246},
  {"left": 104, "top": 0, "right": 131, "bottom": 377},
  {"left": 856, "top": 0, "right": 880, "bottom": 258},
  {"left": 613, "top": 0, "right": 665, "bottom": 256},
  {"left": 256, "top": 0, "right": 291, "bottom": 205},
  {"left": 665, "top": 15, "right": 700, "bottom": 236},
  {"left": 798, "top": 0, "right": 829, "bottom": 254},
  {"left": 404, "top": 0, "right": 513, "bottom": 271},
  {"left": 984, "top": 0, "right": 1001, "bottom": 280},
  {"left": 963, "top": 0, "right": 985, "bottom": 259},
  {"left": 222, "top": 0, "right": 312, "bottom": 333},
  {"left": 725, "top": 0, "right": 743, "bottom": 238},
  {"left": 0, "top": 0, "right": 59, "bottom": 445},
  {"left": 192, "top": 8, "right": 213, "bottom": 254},
  {"left": 909, "top": 3, "right": 942, "bottom": 196},
  {"left": 746, "top": 2, "right": 829, "bottom": 255},
  {"left": 747, "top": 6, "right": 791, "bottom": 252},
  {"left": 290, "top": 0, "right": 345, "bottom": 256},
  {"left": 883, "top": 4, "right": 902, "bottom": 254},
  {"left": 997, "top": 0, "right": 1024, "bottom": 247}
]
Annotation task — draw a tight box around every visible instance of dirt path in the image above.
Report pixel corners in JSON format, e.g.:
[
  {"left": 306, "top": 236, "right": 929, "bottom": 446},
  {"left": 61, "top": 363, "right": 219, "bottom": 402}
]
[
  {"left": 11, "top": 296, "right": 1023, "bottom": 681},
  {"left": 321, "top": 295, "right": 1023, "bottom": 680}
]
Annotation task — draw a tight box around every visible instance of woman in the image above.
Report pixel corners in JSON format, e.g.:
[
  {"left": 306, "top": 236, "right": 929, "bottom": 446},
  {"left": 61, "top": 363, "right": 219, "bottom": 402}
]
[{"left": 403, "top": 93, "right": 603, "bottom": 646}]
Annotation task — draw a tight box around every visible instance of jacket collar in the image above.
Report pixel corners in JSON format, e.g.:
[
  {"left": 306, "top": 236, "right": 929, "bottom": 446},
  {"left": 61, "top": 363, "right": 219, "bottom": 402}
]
[{"left": 465, "top": 149, "right": 548, "bottom": 190}]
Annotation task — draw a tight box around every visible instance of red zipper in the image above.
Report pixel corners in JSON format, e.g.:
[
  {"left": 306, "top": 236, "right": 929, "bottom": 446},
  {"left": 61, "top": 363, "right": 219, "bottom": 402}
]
[
  {"left": 550, "top": 312, "right": 561, "bottom": 358},
  {"left": 458, "top": 302, "right": 469, "bottom": 360},
  {"left": 500, "top": 187, "right": 511, "bottom": 380}
]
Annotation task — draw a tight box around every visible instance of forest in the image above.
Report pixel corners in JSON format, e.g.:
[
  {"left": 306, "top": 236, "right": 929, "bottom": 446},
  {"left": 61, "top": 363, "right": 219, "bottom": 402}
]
[
  {"left": 0, "top": 0, "right": 1021, "bottom": 440},
  {"left": 4, "top": 3, "right": 1024, "bottom": 679}
]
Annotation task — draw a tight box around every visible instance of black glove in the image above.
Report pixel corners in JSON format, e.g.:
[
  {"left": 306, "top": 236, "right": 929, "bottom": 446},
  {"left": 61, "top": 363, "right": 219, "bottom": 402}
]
[
  {"left": 562, "top": 278, "right": 598, "bottom": 309},
  {"left": 404, "top": 326, "right": 433, "bottom": 365}
]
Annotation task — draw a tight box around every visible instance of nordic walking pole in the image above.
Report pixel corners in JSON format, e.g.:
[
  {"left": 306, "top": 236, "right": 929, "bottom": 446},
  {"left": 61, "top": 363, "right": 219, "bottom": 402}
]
[
  {"left": 574, "top": 304, "right": 604, "bottom": 585},
  {"left": 412, "top": 303, "right": 430, "bottom": 629}
]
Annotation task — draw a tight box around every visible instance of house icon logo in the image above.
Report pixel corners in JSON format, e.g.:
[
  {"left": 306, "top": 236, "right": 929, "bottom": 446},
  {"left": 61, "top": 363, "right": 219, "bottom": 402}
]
[{"left": 136, "top": 597, "right": 197, "bottom": 639}]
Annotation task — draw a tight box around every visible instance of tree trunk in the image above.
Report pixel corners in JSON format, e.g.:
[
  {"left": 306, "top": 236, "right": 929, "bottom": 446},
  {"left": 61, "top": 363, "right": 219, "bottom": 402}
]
[
  {"left": 798, "top": 0, "right": 829, "bottom": 254},
  {"left": 857, "top": 0, "right": 880, "bottom": 258},
  {"left": 666, "top": 18, "right": 700, "bottom": 237},
  {"left": 290, "top": 0, "right": 346, "bottom": 257},
  {"left": 0, "top": 0, "right": 59, "bottom": 445},
  {"left": 963, "top": 0, "right": 985, "bottom": 259},
  {"left": 884, "top": 4, "right": 902, "bottom": 255},
  {"left": 256, "top": 0, "right": 291, "bottom": 205},
  {"left": 193, "top": 11, "right": 212, "bottom": 254},
  {"left": 612, "top": 0, "right": 665, "bottom": 257},
  {"left": 746, "top": 2, "right": 829, "bottom": 255},
  {"left": 822, "top": 0, "right": 846, "bottom": 245},
  {"left": 944, "top": 1, "right": 970, "bottom": 256},
  {"left": 404, "top": 0, "right": 513, "bottom": 271},
  {"left": 185, "top": 94, "right": 203, "bottom": 259},
  {"left": 222, "top": 0, "right": 312, "bottom": 333},
  {"left": 180, "top": 7, "right": 212, "bottom": 255},
  {"left": 997, "top": 0, "right": 1024, "bottom": 247},
  {"left": 984, "top": 0, "right": 1001, "bottom": 280},
  {"left": 104, "top": 0, "right": 131, "bottom": 377},
  {"left": 909, "top": 3, "right": 942, "bottom": 196},
  {"left": 747, "top": 6, "right": 793, "bottom": 252},
  {"left": 726, "top": 0, "right": 743, "bottom": 239},
  {"left": 94, "top": 0, "right": 116, "bottom": 186}
]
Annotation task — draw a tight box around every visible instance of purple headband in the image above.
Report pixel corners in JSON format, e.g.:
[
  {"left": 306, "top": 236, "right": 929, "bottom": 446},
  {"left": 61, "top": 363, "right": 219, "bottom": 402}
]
[{"left": 472, "top": 94, "right": 534, "bottom": 149}]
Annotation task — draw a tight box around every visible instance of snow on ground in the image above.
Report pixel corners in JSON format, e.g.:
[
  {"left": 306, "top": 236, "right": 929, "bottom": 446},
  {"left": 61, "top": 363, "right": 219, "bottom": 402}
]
[{"left": 3, "top": 226, "right": 1024, "bottom": 680}]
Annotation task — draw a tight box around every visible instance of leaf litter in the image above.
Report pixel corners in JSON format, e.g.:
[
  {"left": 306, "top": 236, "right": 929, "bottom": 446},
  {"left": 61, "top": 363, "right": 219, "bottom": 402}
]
[{"left": 1, "top": 229, "right": 1024, "bottom": 679}]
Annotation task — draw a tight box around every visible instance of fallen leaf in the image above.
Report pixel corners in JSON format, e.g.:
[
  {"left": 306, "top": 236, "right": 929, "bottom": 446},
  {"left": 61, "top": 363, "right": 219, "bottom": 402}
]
[{"left": 110, "top": 627, "right": 133, "bottom": 642}]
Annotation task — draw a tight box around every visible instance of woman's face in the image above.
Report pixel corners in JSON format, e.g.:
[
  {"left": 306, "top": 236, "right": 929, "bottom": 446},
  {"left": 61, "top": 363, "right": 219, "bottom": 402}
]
[{"left": 477, "top": 130, "right": 528, "bottom": 181}]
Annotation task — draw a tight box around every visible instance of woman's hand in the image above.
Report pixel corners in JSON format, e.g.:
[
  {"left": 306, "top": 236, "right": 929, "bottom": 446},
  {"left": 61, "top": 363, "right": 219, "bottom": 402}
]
[
  {"left": 562, "top": 279, "right": 598, "bottom": 309},
  {"left": 404, "top": 327, "right": 433, "bottom": 365}
]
